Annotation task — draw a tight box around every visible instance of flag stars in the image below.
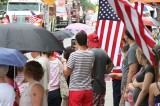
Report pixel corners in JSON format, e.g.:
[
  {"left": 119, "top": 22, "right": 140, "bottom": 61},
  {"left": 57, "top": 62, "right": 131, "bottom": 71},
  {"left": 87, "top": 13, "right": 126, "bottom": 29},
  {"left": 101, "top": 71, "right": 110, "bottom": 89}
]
[{"left": 98, "top": 0, "right": 121, "bottom": 21}]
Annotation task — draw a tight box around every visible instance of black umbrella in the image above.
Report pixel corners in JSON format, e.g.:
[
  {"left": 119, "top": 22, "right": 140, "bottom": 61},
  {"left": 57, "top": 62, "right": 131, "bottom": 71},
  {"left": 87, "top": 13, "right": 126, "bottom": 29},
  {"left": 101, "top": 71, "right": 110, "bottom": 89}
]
[
  {"left": 0, "top": 23, "right": 64, "bottom": 52},
  {"left": 52, "top": 30, "right": 74, "bottom": 40}
]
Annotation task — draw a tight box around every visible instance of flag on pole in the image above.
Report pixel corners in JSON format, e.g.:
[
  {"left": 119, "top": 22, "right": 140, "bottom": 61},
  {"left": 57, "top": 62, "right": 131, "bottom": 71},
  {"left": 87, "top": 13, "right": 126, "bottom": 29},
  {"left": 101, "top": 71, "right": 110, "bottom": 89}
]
[
  {"left": 29, "top": 11, "right": 38, "bottom": 24},
  {"left": 29, "top": 11, "right": 42, "bottom": 24},
  {"left": 96, "top": 0, "right": 125, "bottom": 71},
  {"left": 108, "top": 0, "right": 156, "bottom": 66}
]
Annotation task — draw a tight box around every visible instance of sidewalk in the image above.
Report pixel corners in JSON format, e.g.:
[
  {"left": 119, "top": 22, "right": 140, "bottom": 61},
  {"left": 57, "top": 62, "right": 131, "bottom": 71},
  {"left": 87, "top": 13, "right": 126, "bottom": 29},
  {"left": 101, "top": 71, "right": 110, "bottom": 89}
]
[{"left": 105, "top": 79, "right": 113, "bottom": 106}]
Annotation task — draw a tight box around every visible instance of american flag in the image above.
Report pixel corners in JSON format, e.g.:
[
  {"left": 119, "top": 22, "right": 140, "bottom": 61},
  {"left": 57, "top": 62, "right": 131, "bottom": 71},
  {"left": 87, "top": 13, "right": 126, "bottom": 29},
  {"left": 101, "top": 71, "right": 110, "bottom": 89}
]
[
  {"left": 96, "top": 0, "right": 125, "bottom": 71},
  {"left": 133, "top": 2, "right": 144, "bottom": 16},
  {"left": 108, "top": 0, "right": 156, "bottom": 66},
  {"left": 29, "top": 11, "right": 40, "bottom": 24}
]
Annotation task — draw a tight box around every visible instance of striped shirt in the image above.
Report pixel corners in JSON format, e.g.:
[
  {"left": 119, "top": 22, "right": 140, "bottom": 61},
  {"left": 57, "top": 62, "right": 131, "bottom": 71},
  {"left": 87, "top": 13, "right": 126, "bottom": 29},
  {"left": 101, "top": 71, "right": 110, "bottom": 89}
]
[{"left": 67, "top": 50, "right": 95, "bottom": 90}]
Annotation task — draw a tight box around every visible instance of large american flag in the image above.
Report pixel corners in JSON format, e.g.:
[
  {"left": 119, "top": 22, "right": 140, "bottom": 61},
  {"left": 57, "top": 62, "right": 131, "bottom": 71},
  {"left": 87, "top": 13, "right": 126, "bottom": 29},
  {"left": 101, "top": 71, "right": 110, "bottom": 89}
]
[
  {"left": 108, "top": 0, "right": 156, "bottom": 66},
  {"left": 96, "top": 0, "right": 124, "bottom": 71}
]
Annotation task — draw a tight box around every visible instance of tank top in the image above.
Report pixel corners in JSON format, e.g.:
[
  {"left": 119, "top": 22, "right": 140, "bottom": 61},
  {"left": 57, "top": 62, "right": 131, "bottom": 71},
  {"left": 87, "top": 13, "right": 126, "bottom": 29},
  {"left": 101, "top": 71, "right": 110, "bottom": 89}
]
[
  {"left": 154, "top": 82, "right": 160, "bottom": 104},
  {"left": 19, "top": 81, "right": 48, "bottom": 106}
]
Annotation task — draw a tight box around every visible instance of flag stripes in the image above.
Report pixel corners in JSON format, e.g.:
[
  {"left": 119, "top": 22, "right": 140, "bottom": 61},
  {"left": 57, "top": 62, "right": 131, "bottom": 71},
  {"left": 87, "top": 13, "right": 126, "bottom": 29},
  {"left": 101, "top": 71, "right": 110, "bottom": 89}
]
[
  {"left": 108, "top": 0, "right": 156, "bottom": 66},
  {"left": 96, "top": 20, "right": 124, "bottom": 69},
  {"left": 96, "top": 0, "right": 125, "bottom": 70}
]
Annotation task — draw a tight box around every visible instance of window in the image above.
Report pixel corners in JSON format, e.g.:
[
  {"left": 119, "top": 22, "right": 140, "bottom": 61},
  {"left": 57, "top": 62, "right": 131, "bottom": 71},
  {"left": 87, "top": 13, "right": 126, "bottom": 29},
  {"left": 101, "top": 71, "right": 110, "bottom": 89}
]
[
  {"left": 56, "top": 6, "right": 66, "bottom": 13},
  {"left": 7, "top": 2, "right": 39, "bottom": 11}
]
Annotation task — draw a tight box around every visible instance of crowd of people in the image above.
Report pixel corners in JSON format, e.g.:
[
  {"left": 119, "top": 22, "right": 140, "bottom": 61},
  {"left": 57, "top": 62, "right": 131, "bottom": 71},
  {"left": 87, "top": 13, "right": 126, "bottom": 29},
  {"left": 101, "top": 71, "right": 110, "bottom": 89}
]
[
  {"left": 0, "top": 30, "right": 160, "bottom": 106},
  {"left": 110, "top": 30, "right": 160, "bottom": 106}
]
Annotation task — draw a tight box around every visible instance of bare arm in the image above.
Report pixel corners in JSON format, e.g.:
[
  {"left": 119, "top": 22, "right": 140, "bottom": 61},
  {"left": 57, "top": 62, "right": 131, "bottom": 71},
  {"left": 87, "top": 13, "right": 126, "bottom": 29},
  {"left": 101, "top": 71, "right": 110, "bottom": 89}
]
[
  {"left": 106, "top": 62, "right": 114, "bottom": 74},
  {"left": 109, "top": 73, "right": 122, "bottom": 79},
  {"left": 63, "top": 61, "right": 72, "bottom": 77},
  {"left": 132, "top": 79, "right": 143, "bottom": 89},
  {"left": 134, "top": 72, "right": 154, "bottom": 106},
  {"left": 31, "top": 84, "right": 44, "bottom": 106},
  {"left": 61, "top": 59, "right": 72, "bottom": 77},
  {"left": 127, "top": 63, "right": 138, "bottom": 85},
  {"left": 148, "top": 83, "right": 155, "bottom": 106},
  {"left": 127, "top": 83, "right": 136, "bottom": 92}
]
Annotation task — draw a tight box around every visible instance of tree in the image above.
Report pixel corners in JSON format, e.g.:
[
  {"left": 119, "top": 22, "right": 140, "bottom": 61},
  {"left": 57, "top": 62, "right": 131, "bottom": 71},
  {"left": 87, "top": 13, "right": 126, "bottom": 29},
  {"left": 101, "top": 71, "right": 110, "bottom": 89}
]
[
  {"left": 80, "top": 0, "right": 96, "bottom": 11},
  {"left": 0, "top": 0, "right": 8, "bottom": 4}
]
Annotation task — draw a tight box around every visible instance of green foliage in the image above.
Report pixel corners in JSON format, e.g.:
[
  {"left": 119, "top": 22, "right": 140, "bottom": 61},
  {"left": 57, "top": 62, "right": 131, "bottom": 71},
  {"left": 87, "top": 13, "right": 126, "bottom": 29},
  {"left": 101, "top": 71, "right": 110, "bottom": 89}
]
[
  {"left": 0, "top": 0, "right": 8, "bottom": 4},
  {"left": 80, "top": 0, "right": 96, "bottom": 11}
]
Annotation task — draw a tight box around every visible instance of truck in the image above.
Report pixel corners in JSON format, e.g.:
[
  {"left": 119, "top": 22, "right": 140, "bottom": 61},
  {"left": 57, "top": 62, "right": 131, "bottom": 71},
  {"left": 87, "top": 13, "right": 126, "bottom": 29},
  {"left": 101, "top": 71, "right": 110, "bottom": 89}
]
[
  {"left": 1, "top": 0, "right": 55, "bottom": 31},
  {"left": 55, "top": 0, "right": 69, "bottom": 28}
]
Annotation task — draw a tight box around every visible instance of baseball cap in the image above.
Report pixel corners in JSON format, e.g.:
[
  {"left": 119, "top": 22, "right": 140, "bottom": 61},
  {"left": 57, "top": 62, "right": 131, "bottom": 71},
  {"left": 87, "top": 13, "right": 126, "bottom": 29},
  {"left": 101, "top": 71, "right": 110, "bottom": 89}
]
[{"left": 87, "top": 33, "right": 100, "bottom": 48}]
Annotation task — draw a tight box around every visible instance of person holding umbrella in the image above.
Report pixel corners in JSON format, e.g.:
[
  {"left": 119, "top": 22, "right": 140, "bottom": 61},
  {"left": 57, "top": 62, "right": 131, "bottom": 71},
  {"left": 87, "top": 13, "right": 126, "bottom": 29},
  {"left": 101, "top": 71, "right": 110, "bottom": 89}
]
[
  {"left": 0, "top": 48, "right": 27, "bottom": 106},
  {"left": 0, "top": 65, "right": 15, "bottom": 106},
  {"left": 5, "top": 66, "right": 20, "bottom": 106}
]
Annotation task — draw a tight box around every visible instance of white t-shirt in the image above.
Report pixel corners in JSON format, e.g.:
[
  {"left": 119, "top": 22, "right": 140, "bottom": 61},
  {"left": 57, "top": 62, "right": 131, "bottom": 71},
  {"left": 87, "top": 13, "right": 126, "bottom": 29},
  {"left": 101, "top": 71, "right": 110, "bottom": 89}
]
[
  {"left": 34, "top": 56, "right": 50, "bottom": 91},
  {"left": 0, "top": 83, "right": 15, "bottom": 106}
]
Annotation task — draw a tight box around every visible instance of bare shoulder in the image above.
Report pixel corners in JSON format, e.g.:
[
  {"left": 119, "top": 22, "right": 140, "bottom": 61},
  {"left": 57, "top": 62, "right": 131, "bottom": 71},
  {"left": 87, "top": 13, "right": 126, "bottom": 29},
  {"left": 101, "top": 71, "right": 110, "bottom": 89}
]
[
  {"left": 32, "top": 84, "right": 44, "bottom": 94},
  {"left": 150, "top": 82, "right": 156, "bottom": 90}
]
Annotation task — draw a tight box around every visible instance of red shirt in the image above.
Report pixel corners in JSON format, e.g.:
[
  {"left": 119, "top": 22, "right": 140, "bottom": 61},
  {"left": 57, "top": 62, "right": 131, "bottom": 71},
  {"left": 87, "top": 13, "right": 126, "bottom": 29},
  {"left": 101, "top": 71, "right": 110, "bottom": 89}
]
[{"left": 10, "top": 81, "right": 20, "bottom": 106}]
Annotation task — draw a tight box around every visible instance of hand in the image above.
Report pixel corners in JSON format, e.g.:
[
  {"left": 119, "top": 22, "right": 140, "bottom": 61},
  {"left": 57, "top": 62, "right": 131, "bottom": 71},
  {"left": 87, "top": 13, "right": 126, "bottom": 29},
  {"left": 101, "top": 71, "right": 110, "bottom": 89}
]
[
  {"left": 123, "top": 91, "right": 128, "bottom": 101},
  {"left": 61, "top": 58, "right": 67, "bottom": 64},
  {"left": 127, "top": 83, "right": 135, "bottom": 92},
  {"left": 109, "top": 73, "right": 117, "bottom": 78},
  {"left": 132, "top": 79, "right": 138, "bottom": 88}
]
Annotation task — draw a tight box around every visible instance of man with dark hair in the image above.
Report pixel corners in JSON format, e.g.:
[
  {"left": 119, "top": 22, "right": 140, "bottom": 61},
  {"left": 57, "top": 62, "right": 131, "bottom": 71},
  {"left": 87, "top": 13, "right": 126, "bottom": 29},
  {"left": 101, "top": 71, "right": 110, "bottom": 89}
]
[
  {"left": 62, "top": 31, "right": 95, "bottom": 106},
  {"left": 120, "top": 30, "right": 140, "bottom": 105},
  {"left": 75, "top": 31, "right": 87, "bottom": 46}
]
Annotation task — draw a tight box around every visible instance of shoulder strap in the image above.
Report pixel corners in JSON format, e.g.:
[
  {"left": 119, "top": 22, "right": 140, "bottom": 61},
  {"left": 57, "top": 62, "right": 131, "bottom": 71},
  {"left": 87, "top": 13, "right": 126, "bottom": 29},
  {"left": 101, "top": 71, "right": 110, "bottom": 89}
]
[{"left": 156, "top": 82, "right": 160, "bottom": 92}]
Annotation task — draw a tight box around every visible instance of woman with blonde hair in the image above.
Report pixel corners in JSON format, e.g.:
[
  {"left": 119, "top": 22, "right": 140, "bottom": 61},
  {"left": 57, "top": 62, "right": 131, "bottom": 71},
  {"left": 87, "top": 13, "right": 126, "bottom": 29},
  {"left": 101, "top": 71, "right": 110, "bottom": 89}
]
[{"left": 131, "top": 47, "right": 155, "bottom": 106}]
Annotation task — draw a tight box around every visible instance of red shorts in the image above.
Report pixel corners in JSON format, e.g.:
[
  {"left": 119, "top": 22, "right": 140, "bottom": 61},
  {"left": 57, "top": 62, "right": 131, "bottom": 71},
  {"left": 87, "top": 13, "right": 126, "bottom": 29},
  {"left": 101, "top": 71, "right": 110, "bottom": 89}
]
[{"left": 69, "top": 90, "right": 93, "bottom": 106}]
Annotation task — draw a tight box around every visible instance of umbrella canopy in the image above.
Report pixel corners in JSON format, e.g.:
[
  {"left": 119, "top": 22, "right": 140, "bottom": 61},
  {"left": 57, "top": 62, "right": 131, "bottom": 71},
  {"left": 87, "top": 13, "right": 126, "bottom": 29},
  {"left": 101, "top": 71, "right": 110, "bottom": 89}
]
[
  {"left": 53, "top": 30, "right": 74, "bottom": 40},
  {"left": 0, "top": 48, "right": 27, "bottom": 67},
  {"left": 0, "top": 23, "right": 64, "bottom": 52},
  {"left": 65, "top": 23, "right": 91, "bottom": 31},
  {"left": 130, "top": 0, "right": 159, "bottom": 2},
  {"left": 142, "top": 17, "right": 160, "bottom": 26}
]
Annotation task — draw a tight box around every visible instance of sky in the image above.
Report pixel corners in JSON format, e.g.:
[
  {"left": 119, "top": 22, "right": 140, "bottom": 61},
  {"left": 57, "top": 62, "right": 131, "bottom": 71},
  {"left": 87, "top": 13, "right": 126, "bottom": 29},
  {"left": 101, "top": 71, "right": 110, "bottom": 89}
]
[{"left": 90, "top": 0, "right": 98, "bottom": 4}]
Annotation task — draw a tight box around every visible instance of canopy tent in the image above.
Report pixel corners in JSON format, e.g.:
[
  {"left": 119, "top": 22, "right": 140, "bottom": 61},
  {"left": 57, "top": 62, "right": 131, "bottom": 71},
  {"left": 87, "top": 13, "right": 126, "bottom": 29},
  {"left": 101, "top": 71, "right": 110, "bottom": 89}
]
[{"left": 130, "top": 0, "right": 160, "bottom": 2}]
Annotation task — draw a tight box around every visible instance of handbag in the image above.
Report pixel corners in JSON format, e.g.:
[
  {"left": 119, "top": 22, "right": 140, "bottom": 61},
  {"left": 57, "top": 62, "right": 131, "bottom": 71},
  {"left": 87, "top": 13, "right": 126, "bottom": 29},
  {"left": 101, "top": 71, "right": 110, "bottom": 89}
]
[{"left": 58, "top": 61, "right": 69, "bottom": 99}]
